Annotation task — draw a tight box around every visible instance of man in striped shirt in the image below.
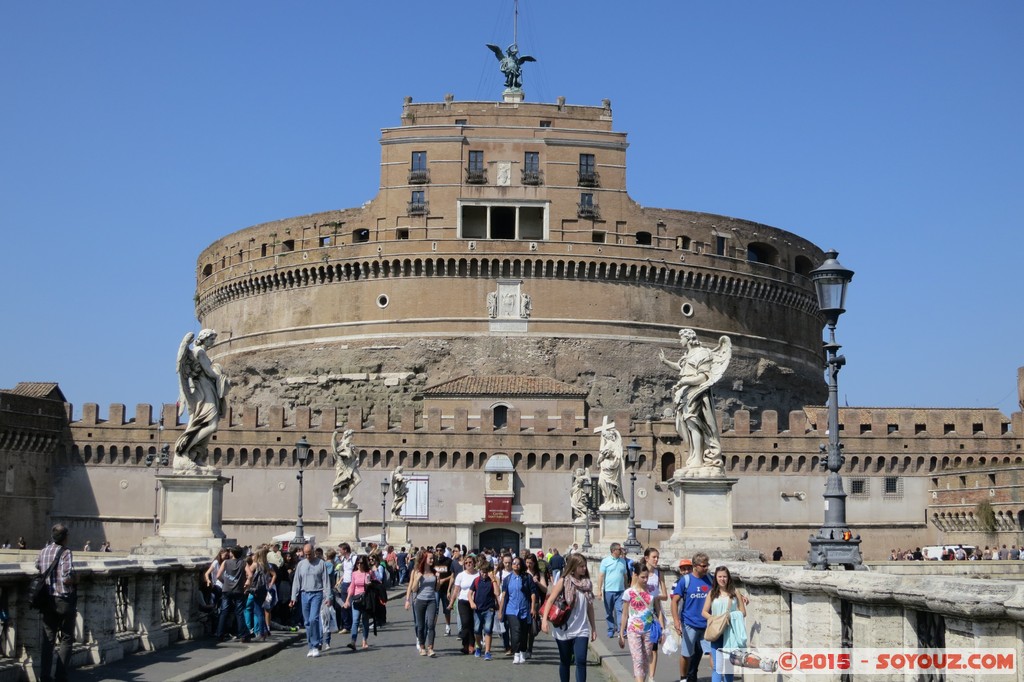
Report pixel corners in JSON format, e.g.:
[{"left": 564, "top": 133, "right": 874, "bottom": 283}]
[{"left": 35, "top": 523, "right": 76, "bottom": 682}]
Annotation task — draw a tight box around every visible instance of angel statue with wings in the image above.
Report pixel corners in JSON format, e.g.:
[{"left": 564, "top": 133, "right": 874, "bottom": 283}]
[
  {"left": 330, "top": 428, "right": 360, "bottom": 508},
  {"left": 486, "top": 43, "right": 536, "bottom": 90},
  {"left": 173, "top": 329, "right": 230, "bottom": 473},
  {"left": 659, "top": 329, "right": 732, "bottom": 475}
]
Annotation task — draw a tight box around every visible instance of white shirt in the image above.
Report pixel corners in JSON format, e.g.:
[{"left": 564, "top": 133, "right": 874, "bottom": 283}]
[
  {"left": 341, "top": 555, "right": 356, "bottom": 582},
  {"left": 454, "top": 570, "right": 478, "bottom": 601}
]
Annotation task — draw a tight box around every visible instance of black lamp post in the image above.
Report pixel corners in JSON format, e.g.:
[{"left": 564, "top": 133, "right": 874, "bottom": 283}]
[
  {"left": 622, "top": 438, "right": 643, "bottom": 555},
  {"left": 581, "top": 477, "right": 593, "bottom": 551},
  {"left": 806, "top": 250, "right": 864, "bottom": 570},
  {"left": 380, "top": 477, "right": 390, "bottom": 546},
  {"left": 293, "top": 436, "right": 311, "bottom": 546}
]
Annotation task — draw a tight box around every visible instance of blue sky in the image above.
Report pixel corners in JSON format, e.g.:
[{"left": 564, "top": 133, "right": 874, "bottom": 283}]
[{"left": 2, "top": 2, "right": 1021, "bottom": 418}]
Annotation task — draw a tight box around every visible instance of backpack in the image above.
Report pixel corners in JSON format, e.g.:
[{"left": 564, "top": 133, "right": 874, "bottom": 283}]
[{"left": 474, "top": 575, "right": 496, "bottom": 612}]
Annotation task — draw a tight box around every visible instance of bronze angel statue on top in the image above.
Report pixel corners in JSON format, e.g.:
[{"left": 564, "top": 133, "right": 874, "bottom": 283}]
[
  {"left": 486, "top": 43, "right": 536, "bottom": 90},
  {"left": 173, "top": 329, "right": 230, "bottom": 473},
  {"left": 659, "top": 329, "right": 732, "bottom": 475}
]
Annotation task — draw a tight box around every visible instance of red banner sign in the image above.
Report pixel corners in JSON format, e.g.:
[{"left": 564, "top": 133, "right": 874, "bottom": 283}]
[{"left": 485, "top": 496, "right": 512, "bottom": 522}]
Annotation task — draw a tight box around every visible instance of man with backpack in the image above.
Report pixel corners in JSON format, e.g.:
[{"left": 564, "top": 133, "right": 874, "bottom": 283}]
[
  {"left": 35, "top": 524, "right": 77, "bottom": 682},
  {"left": 671, "top": 553, "right": 713, "bottom": 682}
]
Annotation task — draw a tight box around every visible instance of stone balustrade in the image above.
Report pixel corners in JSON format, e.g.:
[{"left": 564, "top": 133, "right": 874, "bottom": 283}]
[
  {"left": 584, "top": 555, "right": 1024, "bottom": 676},
  {"left": 0, "top": 552, "right": 210, "bottom": 682}
]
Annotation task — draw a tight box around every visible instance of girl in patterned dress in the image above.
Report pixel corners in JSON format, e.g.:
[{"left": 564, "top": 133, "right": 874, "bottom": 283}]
[{"left": 618, "top": 561, "right": 658, "bottom": 682}]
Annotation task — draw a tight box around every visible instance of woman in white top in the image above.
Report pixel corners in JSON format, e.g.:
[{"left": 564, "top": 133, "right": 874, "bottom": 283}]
[
  {"left": 642, "top": 546, "right": 667, "bottom": 679},
  {"left": 541, "top": 553, "right": 596, "bottom": 682},
  {"left": 701, "top": 566, "right": 747, "bottom": 682},
  {"left": 451, "top": 554, "right": 479, "bottom": 654}
]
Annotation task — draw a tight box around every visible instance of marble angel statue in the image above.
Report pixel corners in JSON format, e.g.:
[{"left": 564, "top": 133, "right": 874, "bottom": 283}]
[
  {"left": 173, "top": 329, "right": 230, "bottom": 473},
  {"left": 330, "top": 428, "right": 360, "bottom": 508}
]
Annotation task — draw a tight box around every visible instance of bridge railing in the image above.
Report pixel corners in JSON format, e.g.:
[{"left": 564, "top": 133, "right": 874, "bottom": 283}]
[{"left": 0, "top": 552, "right": 212, "bottom": 682}]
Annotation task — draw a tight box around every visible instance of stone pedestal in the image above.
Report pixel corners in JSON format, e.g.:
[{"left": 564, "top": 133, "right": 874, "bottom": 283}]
[
  {"left": 325, "top": 507, "right": 361, "bottom": 546},
  {"left": 661, "top": 476, "right": 760, "bottom": 562},
  {"left": 389, "top": 519, "right": 410, "bottom": 546},
  {"left": 132, "top": 474, "right": 231, "bottom": 557},
  {"left": 598, "top": 509, "right": 629, "bottom": 549}
]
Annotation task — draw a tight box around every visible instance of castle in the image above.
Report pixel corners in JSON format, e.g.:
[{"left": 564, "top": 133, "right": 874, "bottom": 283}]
[{"left": 3, "top": 89, "right": 1023, "bottom": 559}]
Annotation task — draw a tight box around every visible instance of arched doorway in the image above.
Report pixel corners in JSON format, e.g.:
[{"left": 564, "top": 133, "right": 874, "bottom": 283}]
[{"left": 479, "top": 528, "right": 520, "bottom": 554}]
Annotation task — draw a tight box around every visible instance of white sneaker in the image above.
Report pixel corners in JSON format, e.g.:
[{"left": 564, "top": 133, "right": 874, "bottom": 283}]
[
  {"left": 309, "top": 648, "right": 321, "bottom": 658},
  {"left": 322, "top": 642, "right": 330, "bottom": 651},
  {"left": 445, "top": 624, "right": 451, "bottom": 636},
  {"left": 513, "top": 653, "right": 523, "bottom": 664}
]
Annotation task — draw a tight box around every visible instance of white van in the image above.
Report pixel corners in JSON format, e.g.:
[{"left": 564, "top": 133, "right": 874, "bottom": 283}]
[{"left": 922, "top": 545, "right": 975, "bottom": 560}]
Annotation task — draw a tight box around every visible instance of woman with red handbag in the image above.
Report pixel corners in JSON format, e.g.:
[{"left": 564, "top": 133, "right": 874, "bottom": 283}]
[{"left": 541, "top": 553, "right": 596, "bottom": 682}]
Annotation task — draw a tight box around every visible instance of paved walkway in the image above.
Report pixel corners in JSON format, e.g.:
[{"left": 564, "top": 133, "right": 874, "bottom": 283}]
[{"left": 72, "top": 586, "right": 708, "bottom": 681}]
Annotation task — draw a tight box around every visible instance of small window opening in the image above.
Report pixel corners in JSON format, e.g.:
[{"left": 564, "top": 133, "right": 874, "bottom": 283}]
[
  {"left": 281, "top": 239, "right": 295, "bottom": 252},
  {"left": 319, "top": 236, "right": 332, "bottom": 247},
  {"left": 395, "top": 228, "right": 409, "bottom": 240},
  {"left": 353, "top": 230, "right": 370, "bottom": 243},
  {"left": 635, "top": 231, "right": 652, "bottom": 246}
]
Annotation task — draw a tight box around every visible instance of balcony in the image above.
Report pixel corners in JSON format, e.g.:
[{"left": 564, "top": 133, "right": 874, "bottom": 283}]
[
  {"left": 465, "top": 168, "right": 487, "bottom": 184},
  {"left": 407, "top": 200, "right": 429, "bottom": 216},
  {"left": 521, "top": 169, "right": 543, "bottom": 186},
  {"left": 577, "top": 203, "right": 601, "bottom": 220},
  {"left": 408, "top": 169, "right": 430, "bottom": 184},
  {"left": 578, "top": 170, "right": 600, "bottom": 187}
]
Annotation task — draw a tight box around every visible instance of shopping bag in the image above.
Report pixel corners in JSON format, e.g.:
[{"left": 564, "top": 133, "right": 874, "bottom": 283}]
[
  {"left": 661, "top": 628, "right": 681, "bottom": 655},
  {"left": 320, "top": 600, "right": 337, "bottom": 633}
]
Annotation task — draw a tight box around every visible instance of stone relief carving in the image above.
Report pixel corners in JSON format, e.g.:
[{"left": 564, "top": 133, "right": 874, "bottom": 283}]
[
  {"left": 173, "top": 330, "right": 230, "bottom": 474},
  {"left": 330, "top": 428, "right": 360, "bottom": 508},
  {"left": 659, "top": 328, "right": 732, "bottom": 477},
  {"left": 487, "top": 282, "right": 531, "bottom": 320}
]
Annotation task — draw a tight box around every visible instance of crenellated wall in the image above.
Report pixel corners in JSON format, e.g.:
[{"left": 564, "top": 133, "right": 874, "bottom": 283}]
[{"left": 54, "top": 398, "right": 1024, "bottom": 559}]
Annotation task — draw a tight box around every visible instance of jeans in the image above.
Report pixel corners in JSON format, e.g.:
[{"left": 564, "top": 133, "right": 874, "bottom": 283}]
[
  {"left": 683, "top": 624, "right": 706, "bottom": 682},
  {"left": 351, "top": 604, "right": 370, "bottom": 643},
  {"left": 708, "top": 637, "right": 733, "bottom": 682},
  {"left": 603, "top": 589, "right": 624, "bottom": 636},
  {"left": 40, "top": 595, "right": 76, "bottom": 682},
  {"left": 413, "top": 597, "right": 437, "bottom": 648},
  {"left": 474, "top": 609, "right": 494, "bottom": 637},
  {"left": 555, "top": 635, "right": 590, "bottom": 682},
  {"left": 337, "top": 581, "right": 351, "bottom": 630},
  {"left": 216, "top": 592, "right": 246, "bottom": 639},
  {"left": 300, "top": 591, "right": 324, "bottom": 650},
  {"left": 244, "top": 592, "right": 267, "bottom": 636}
]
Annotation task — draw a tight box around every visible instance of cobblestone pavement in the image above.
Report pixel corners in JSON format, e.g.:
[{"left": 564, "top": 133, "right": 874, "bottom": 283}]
[{"left": 207, "top": 589, "right": 611, "bottom": 682}]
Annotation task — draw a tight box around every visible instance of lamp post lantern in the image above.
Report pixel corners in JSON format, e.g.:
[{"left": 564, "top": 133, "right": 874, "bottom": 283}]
[
  {"left": 380, "top": 478, "right": 390, "bottom": 546},
  {"left": 581, "top": 477, "right": 593, "bottom": 551},
  {"left": 806, "top": 250, "right": 863, "bottom": 570},
  {"left": 622, "top": 438, "right": 643, "bottom": 555},
  {"left": 293, "top": 436, "right": 312, "bottom": 546}
]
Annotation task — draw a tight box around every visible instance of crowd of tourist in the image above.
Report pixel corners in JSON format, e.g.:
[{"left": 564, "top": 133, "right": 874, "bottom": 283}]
[
  {"left": 193, "top": 538, "right": 767, "bottom": 682},
  {"left": 889, "top": 544, "right": 1024, "bottom": 560}
]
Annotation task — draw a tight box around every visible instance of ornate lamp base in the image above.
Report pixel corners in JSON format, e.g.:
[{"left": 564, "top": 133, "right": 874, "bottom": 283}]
[{"left": 806, "top": 531, "right": 865, "bottom": 570}]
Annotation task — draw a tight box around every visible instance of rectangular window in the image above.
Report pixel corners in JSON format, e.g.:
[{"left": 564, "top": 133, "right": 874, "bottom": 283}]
[
  {"left": 318, "top": 236, "right": 331, "bottom": 247},
  {"left": 883, "top": 476, "right": 903, "bottom": 499},
  {"left": 411, "top": 151, "right": 427, "bottom": 171},
  {"left": 524, "top": 152, "right": 539, "bottom": 172},
  {"left": 408, "top": 190, "right": 427, "bottom": 215},
  {"left": 676, "top": 236, "right": 691, "bottom": 250},
  {"left": 578, "top": 153, "right": 598, "bottom": 186},
  {"left": 580, "top": 192, "right": 594, "bottom": 208},
  {"left": 411, "top": 190, "right": 424, "bottom": 204},
  {"left": 401, "top": 476, "right": 430, "bottom": 519},
  {"left": 395, "top": 228, "right": 409, "bottom": 240},
  {"left": 716, "top": 236, "right": 727, "bottom": 256},
  {"left": 850, "top": 478, "right": 868, "bottom": 496},
  {"left": 467, "top": 151, "right": 486, "bottom": 184},
  {"left": 539, "top": 120, "right": 551, "bottom": 128},
  {"left": 455, "top": 118, "right": 467, "bottom": 125},
  {"left": 468, "top": 150, "right": 484, "bottom": 171}
]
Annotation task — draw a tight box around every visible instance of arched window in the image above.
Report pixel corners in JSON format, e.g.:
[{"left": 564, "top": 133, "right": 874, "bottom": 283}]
[
  {"left": 635, "top": 231, "right": 652, "bottom": 246},
  {"left": 493, "top": 405, "right": 509, "bottom": 429},
  {"left": 661, "top": 452, "right": 676, "bottom": 480},
  {"left": 747, "top": 242, "right": 779, "bottom": 266}
]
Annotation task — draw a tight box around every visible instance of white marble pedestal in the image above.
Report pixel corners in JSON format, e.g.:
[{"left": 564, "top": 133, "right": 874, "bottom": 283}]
[
  {"left": 389, "top": 519, "right": 410, "bottom": 546},
  {"left": 661, "top": 476, "right": 760, "bottom": 562},
  {"left": 326, "top": 507, "right": 361, "bottom": 546},
  {"left": 598, "top": 509, "right": 629, "bottom": 549},
  {"left": 131, "top": 473, "right": 230, "bottom": 557}
]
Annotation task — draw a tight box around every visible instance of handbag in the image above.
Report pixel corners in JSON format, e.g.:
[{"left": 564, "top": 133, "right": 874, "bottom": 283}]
[
  {"left": 29, "top": 547, "right": 66, "bottom": 611},
  {"left": 545, "top": 592, "right": 572, "bottom": 627},
  {"left": 703, "top": 611, "right": 730, "bottom": 641},
  {"left": 650, "top": 620, "right": 662, "bottom": 644}
]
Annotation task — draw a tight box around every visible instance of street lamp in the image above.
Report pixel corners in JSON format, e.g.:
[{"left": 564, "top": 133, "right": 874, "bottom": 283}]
[
  {"left": 293, "top": 436, "right": 311, "bottom": 546},
  {"left": 581, "top": 477, "right": 593, "bottom": 551},
  {"left": 622, "top": 438, "right": 643, "bottom": 555},
  {"left": 380, "top": 478, "right": 390, "bottom": 546},
  {"left": 144, "top": 417, "right": 170, "bottom": 534},
  {"left": 806, "top": 250, "right": 863, "bottom": 570}
]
